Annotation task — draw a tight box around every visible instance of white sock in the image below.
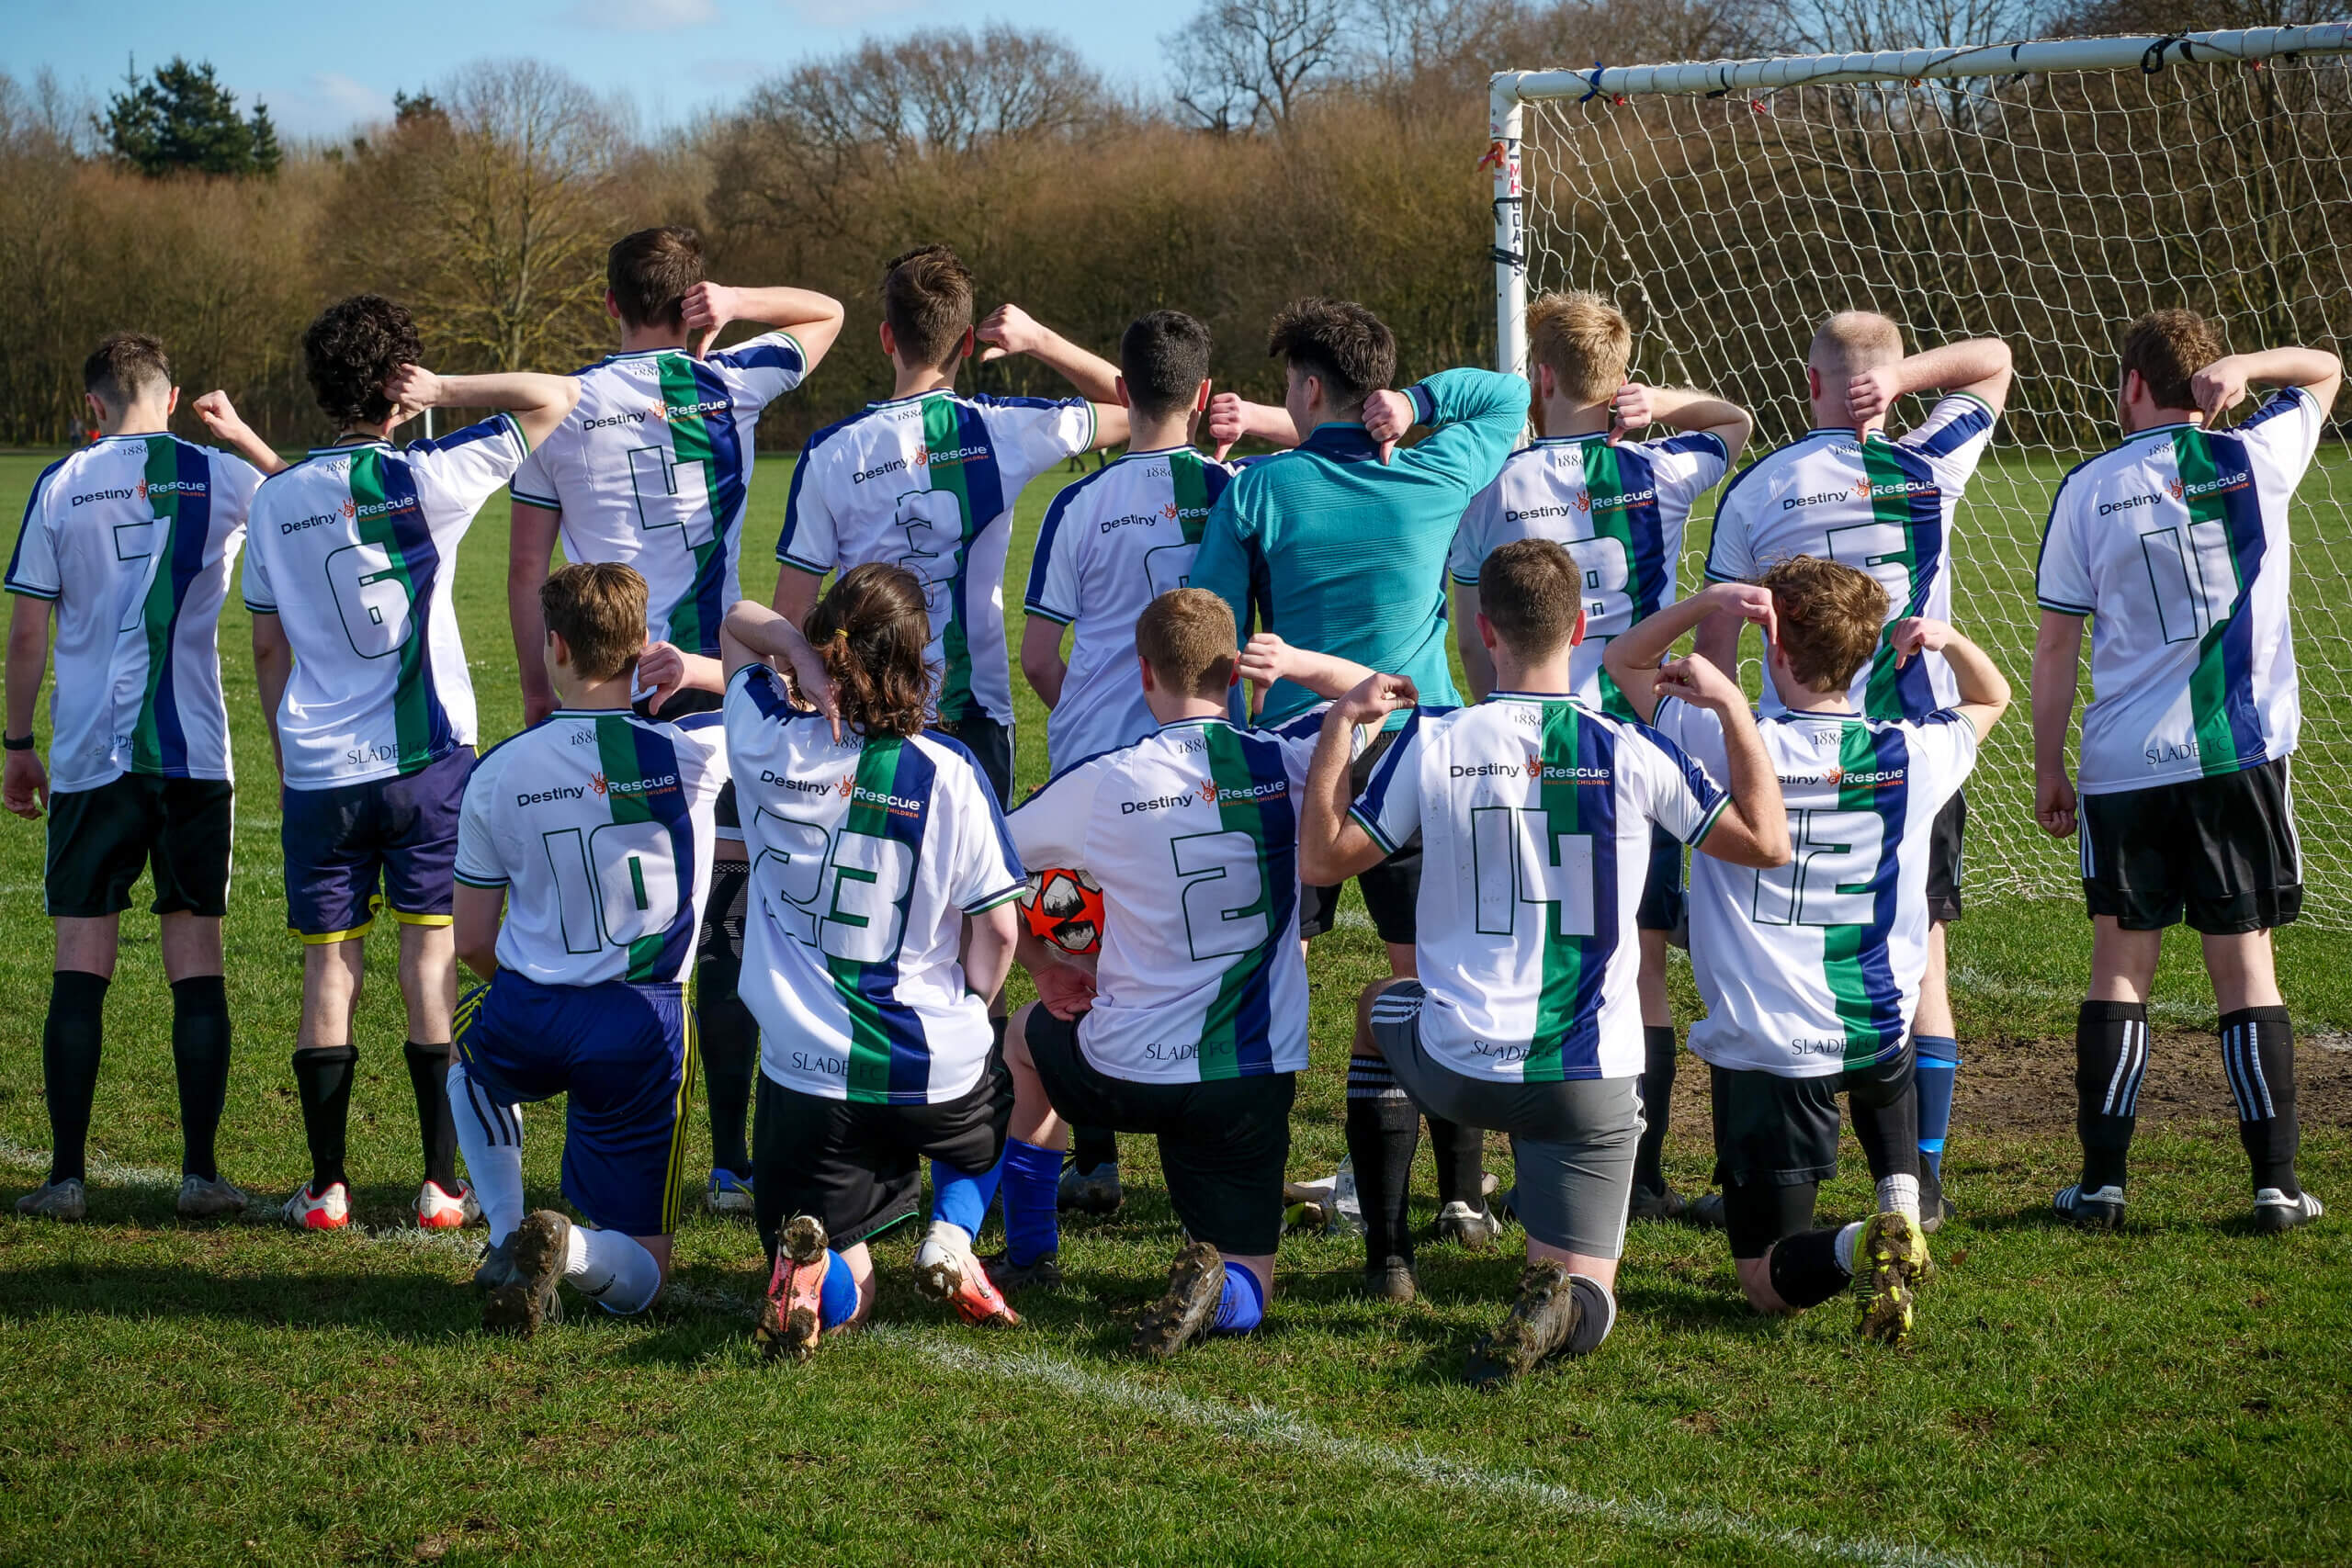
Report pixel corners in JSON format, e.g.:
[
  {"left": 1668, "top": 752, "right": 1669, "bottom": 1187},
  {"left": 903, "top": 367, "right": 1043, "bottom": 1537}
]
[
  {"left": 447, "top": 1063, "right": 524, "bottom": 1245},
  {"left": 917, "top": 1218, "right": 973, "bottom": 1265},
  {"left": 1834, "top": 1222, "right": 1866, "bottom": 1275},
  {"left": 1875, "top": 1173, "right": 1921, "bottom": 1222},
  {"left": 563, "top": 1225, "right": 662, "bottom": 1315}
]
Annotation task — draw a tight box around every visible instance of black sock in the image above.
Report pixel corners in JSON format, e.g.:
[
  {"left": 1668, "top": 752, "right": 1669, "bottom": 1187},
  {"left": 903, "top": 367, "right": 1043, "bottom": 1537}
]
[
  {"left": 2075, "top": 1000, "right": 2148, "bottom": 1191},
  {"left": 402, "top": 1042, "right": 458, "bottom": 1190},
  {"left": 41, "top": 970, "right": 110, "bottom": 1185},
  {"left": 1767, "top": 1225, "right": 1850, "bottom": 1310},
  {"left": 1426, "top": 1116, "right": 1484, "bottom": 1209},
  {"left": 1072, "top": 1125, "right": 1119, "bottom": 1173},
  {"left": 1562, "top": 1274, "right": 1616, "bottom": 1357},
  {"left": 291, "top": 1044, "right": 358, "bottom": 1192},
  {"left": 2221, "top": 1007, "right": 2299, "bottom": 1197},
  {"left": 699, "top": 995, "right": 758, "bottom": 1179},
  {"left": 1633, "top": 1025, "right": 1677, "bottom": 1193},
  {"left": 1345, "top": 1056, "right": 1419, "bottom": 1266},
  {"left": 1848, "top": 1053, "right": 1920, "bottom": 1183},
  {"left": 170, "top": 976, "right": 231, "bottom": 1182}
]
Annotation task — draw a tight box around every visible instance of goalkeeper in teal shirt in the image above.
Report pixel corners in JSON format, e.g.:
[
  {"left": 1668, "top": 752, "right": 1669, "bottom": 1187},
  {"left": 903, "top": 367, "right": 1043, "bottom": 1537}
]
[{"left": 1193, "top": 299, "right": 1527, "bottom": 1297}]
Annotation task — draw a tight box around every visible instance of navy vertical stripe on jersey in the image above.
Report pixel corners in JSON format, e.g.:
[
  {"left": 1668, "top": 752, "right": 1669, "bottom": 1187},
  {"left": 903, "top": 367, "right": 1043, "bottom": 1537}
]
[
  {"left": 1841, "top": 721, "right": 1913, "bottom": 1062},
  {"left": 142, "top": 439, "right": 216, "bottom": 774},
  {"left": 1227, "top": 728, "right": 1299, "bottom": 1077},
  {"left": 4, "top": 459, "right": 68, "bottom": 589},
  {"left": 2206, "top": 428, "right": 2272, "bottom": 771},
  {"left": 626, "top": 718, "right": 702, "bottom": 983},
  {"left": 1555, "top": 711, "right": 1623, "bottom": 1076}
]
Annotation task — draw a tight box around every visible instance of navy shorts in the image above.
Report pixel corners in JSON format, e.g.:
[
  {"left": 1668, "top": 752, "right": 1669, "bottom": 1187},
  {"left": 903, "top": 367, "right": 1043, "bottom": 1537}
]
[
  {"left": 454, "top": 973, "right": 695, "bottom": 1237},
  {"left": 281, "top": 747, "right": 472, "bottom": 941}
]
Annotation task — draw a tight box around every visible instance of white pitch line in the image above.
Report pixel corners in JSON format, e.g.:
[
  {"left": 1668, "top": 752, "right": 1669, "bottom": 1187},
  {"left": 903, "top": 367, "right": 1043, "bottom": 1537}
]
[
  {"left": 910, "top": 1338, "right": 2002, "bottom": 1568},
  {"left": 1946, "top": 968, "right": 2212, "bottom": 1025}
]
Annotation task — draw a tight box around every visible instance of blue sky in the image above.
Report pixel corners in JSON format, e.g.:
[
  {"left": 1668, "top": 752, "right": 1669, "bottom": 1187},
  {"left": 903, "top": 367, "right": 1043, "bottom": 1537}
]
[{"left": 0, "top": 0, "right": 1176, "bottom": 140}]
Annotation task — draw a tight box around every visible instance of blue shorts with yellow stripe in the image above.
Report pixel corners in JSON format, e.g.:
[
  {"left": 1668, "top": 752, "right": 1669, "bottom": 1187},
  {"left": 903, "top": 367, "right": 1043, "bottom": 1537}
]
[{"left": 454, "top": 972, "right": 697, "bottom": 1236}]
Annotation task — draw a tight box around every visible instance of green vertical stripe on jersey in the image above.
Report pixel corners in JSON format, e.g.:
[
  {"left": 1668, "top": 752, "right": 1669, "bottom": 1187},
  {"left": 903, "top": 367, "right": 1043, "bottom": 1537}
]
[
  {"left": 593, "top": 716, "right": 667, "bottom": 981},
  {"left": 1523, "top": 701, "right": 1586, "bottom": 1084},
  {"left": 832, "top": 739, "right": 907, "bottom": 1103},
  {"left": 128, "top": 440, "right": 184, "bottom": 773},
  {"left": 350, "top": 448, "right": 434, "bottom": 771},
  {"left": 1578, "top": 444, "right": 1642, "bottom": 722},
  {"left": 1190, "top": 724, "right": 1279, "bottom": 1081},
  {"left": 2173, "top": 427, "right": 2246, "bottom": 775},
  {"left": 1823, "top": 722, "right": 1891, "bottom": 1064},
  {"left": 1858, "top": 441, "right": 1922, "bottom": 720},
  {"left": 655, "top": 355, "right": 726, "bottom": 654},
  {"left": 1171, "top": 448, "right": 1213, "bottom": 547},
  {"left": 922, "top": 397, "right": 979, "bottom": 719}
]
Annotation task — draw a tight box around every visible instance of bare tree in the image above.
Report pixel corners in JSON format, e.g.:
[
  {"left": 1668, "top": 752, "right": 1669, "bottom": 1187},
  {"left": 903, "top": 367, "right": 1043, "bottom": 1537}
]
[{"left": 1168, "top": 0, "right": 1357, "bottom": 131}]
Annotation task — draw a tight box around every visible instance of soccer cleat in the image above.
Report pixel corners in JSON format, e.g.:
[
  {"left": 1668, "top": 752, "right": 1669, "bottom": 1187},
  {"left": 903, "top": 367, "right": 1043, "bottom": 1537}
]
[
  {"left": 472, "top": 1237, "right": 518, "bottom": 1293},
  {"left": 1283, "top": 1176, "right": 1334, "bottom": 1232},
  {"left": 914, "top": 1223, "right": 1020, "bottom": 1327},
  {"left": 2053, "top": 1182, "right": 2126, "bottom": 1232},
  {"left": 1057, "top": 1161, "right": 1124, "bottom": 1216},
  {"left": 415, "top": 1179, "right": 478, "bottom": 1230},
  {"left": 1362, "top": 1255, "right": 1418, "bottom": 1304},
  {"left": 1854, "top": 1211, "right": 1931, "bottom": 1347},
  {"left": 755, "top": 1214, "right": 832, "bottom": 1362},
  {"left": 1131, "top": 1240, "right": 1227, "bottom": 1359},
  {"left": 15, "top": 1178, "right": 87, "bottom": 1223},
  {"left": 483, "top": 1209, "right": 570, "bottom": 1337},
  {"left": 705, "top": 1168, "right": 755, "bottom": 1217},
  {"left": 1628, "top": 1184, "right": 1688, "bottom": 1224},
  {"left": 981, "top": 1250, "right": 1064, "bottom": 1293},
  {"left": 280, "top": 1181, "right": 351, "bottom": 1231},
  {"left": 2253, "top": 1188, "right": 2324, "bottom": 1234},
  {"left": 1433, "top": 1199, "right": 1499, "bottom": 1249},
  {"left": 1464, "top": 1259, "right": 1582, "bottom": 1388},
  {"left": 175, "top": 1174, "right": 247, "bottom": 1220},
  {"left": 1683, "top": 1190, "right": 1726, "bottom": 1230},
  {"left": 1918, "top": 1168, "right": 1953, "bottom": 1235}
]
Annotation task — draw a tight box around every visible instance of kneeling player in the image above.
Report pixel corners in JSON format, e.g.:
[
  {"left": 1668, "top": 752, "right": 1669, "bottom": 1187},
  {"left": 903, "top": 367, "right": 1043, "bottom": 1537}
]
[
  {"left": 1301, "top": 540, "right": 1792, "bottom": 1383},
  {"left": 445, "top": 564, "right": 729, "bottom": 1333},
  {"left": 724, "top": 570, "right": 1028, "bottom": 1360},
  {"left": 1607, "top": 562, "right": 2008, "bottom": 1342}
]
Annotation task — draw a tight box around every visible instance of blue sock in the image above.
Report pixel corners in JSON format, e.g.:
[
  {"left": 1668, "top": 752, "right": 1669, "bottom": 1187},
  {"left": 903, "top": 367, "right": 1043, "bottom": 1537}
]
[
  {"left": 1915, "top": 1037, "right": 1960, "bottom": 1180},
  {"left": 930, "top": 1156, "right": 1002, "bottom": 1239},
  {"left": 819, "top": 1249, "right": 859, "bottom": 1328},
  {"left": 1212, "top": 1260, "right": 1266, "bottom": 1335},
  {"left": 1001, "top": 1137, "right": 1063, "bottom": 1268}
]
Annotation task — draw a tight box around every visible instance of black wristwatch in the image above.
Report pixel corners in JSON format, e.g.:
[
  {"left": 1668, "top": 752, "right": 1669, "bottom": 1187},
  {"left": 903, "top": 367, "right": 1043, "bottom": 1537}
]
[{"left": 2, "top": 733, "right": 33, "bottom": 752}]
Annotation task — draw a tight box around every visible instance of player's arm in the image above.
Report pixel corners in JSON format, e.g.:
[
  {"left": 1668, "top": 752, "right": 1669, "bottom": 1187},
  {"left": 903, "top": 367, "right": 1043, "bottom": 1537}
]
[
  {"left": 636, "top": 642, "right": 725, "bottom": 711},
  {"left": 2191, "top": 345, "right": 2344, "bottom": 424},
  {"left": 383, "top": 367, "right": 582, "bottom": 453},
  {"left": 1236, "top": 632, "right": 1373, "bottom": 701},
  {"left": 1020, "top": 616, "right": 1068, "bottom": 709},
  {"left": 771, "top": 564, "right": 822, "bottom": 626},
  {"left": 682, "top": 282, "right": 847, "bottom": 369},
  {"left": 720, "top": 599, "right": 842, "bottom": 738},
  {"left": 1605, "top": 581, "right": 1777, "bottom": 726},
  {"left": 1853, "top": 337, "right": 2014, "bottom": 427},
  {"left": 963, "top": 901, "right": 1019, "bottom": 1010},
  {"left": 508, "top": 501, "right": 562, "bottom": 725},
  {"left": 1611, "top": 383, "right": 1753, "bottom": 462},
  {"left": 1453, "top": 582, "right": 1496, "bottom": 702},
  {"left": 2030, "top": 610, "right": 2086, "bottom": 839},
  {"left": 1204, "top": 393, "right": 1301, "bottom": 460},
  {"left": 189, "top": 391, "right": 288, "bottom": 477},
  {"left": 975, "top": 304, "right": 1130, "bottom": 450},
  {"left": 3, "top": 593, "right": 51, "bottom": 819},
  {"left": 1891, "top": 617, "right": 2009, "bottom": 741},
  {"left": 453, "top": 884, "right": 503, "bottom": 982},
  {"left": 1370, "top": 367, "right": 1531, "bottom": 480},
  {"left": 251, "top": 612, "right": 293, "bottom": 780},
  {"left": 1014, "top": 923, "right": 1098, "bottom": 1014},
  {"left": 1656, "top": 654, "right": 1791, "bottom": 869},
  {"left": 1297, "top": 672, "right": 1417, "bottom": 886}
]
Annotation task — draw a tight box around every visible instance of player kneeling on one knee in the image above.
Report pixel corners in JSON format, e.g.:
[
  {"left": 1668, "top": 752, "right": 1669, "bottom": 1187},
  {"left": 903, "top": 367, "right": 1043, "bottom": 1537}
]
[
  {"left": 1606, "top": 561, "right": 2009, "bottom": 1343},
  {"left": 1299, "top": 539, "right": 1793, "bottom": 1384},
  {"left": 447, "top": 563, "right": 731, "bottom": 1334},
  {"left": 722, "top": 568, "right": 1030, "bottom": 1362}
]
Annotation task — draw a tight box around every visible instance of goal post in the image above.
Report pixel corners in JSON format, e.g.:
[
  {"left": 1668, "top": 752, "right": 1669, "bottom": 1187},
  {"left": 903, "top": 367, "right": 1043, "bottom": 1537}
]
[{"left": 1488, "top": 24, "right": 2352, "bottom": 922}]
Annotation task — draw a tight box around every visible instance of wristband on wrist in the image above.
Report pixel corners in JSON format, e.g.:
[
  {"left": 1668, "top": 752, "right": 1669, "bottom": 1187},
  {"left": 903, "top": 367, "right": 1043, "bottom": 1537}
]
[{"left": 3, "top": 732, "right": 34, "bottom": 751}]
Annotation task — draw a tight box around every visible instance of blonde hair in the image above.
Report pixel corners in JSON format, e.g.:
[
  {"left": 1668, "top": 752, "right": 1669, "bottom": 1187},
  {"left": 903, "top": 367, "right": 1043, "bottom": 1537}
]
[
  {"left": 1527, "top": 290, "right": 1633, "bottom": 405},
  {"left": 1135, "top": 589, "right": 1238, "bottom": 700},
  {"left": 1808, "top": 310, "right": 1905, "bottom": 381}
]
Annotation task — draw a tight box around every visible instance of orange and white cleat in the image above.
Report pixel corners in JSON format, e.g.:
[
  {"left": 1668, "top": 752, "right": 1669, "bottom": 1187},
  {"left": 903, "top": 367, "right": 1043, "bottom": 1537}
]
[
  {"left": 415, "top": 1179, "right": 479, "bottom": 1230},
  {"left": 756, "top": 1214, "right": 833, "bottom": 1362},
  {"left": 914, "top": 1221, "right": 1020, "bottom": 1327},
  {"left": 281, "top": 1180, "right": 351, "bottom": 1231}
]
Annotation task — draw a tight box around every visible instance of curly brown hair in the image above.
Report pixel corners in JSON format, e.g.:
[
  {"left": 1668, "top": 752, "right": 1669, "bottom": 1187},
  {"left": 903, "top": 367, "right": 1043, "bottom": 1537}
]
[
  {"left": 805, "top": 563, "right": 936, "bottom": 739},
  {"left": 1760, "top": 555, "right": 1888, "bottom": 694},
  {"left": 2120, "top": 309, "right": 2227, "bottom": 411},
  {"left": 303, "top": 294, "right": 422, "bottom": 427}
]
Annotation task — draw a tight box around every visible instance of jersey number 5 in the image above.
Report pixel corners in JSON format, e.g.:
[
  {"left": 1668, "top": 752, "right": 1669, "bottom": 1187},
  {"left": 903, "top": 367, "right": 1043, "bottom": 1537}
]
[
  {"left": 1471, "top": 806, "right": 1595, "bottom": 939},
  {"left": 752, "top": 811, "right": 915, "bottom": 964}
]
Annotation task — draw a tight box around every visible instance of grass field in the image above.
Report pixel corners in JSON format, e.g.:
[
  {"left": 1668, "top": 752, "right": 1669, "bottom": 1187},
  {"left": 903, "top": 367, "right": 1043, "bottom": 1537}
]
[{"left": 1, "top": 438, "right": 2347, "bottom": 1566}]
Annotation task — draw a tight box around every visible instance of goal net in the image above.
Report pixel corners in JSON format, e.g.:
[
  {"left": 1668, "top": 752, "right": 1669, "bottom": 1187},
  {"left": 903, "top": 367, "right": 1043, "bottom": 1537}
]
[{"left": 1489, "top": 25, "right": 2352, "bottom": 923}]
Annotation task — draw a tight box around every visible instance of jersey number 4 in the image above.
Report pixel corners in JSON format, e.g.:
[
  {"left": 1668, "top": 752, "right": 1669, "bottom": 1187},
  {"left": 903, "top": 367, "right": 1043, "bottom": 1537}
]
[
  {"left": 541, "top": 822, "right": 681, "bottom": 954},
  {"left": 752, "top": 812, "right": 916, "bottom": 964},
  {"left": 1752, "top": 808, "right": 1884, "bottom": 927},
  {"left": 1471, "top": 807, "right": 1596, "bottom": 939},
  {"left": 628, "top": 446, "right": 717, "bottom": 550}
]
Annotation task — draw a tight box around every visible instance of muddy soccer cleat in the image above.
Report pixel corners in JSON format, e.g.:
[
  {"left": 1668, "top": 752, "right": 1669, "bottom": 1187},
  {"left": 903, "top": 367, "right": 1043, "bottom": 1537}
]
[
  {"left": 1854, "top": 1211, "right": 1931, "bottom": 1347},
  {"left": 472, "top": 1236, "right": 518, "bottom": 1293},
  {"left": 483, "top": 1210, "right": 570, "bottom": 1337},
  {"left": 914, "top": 1222, "right": 1020, "bottom": 1327},
  {"left": 15, "top": 1178, "right": 87, "bottom": 1223},
  {"left": 1434, "top": 1199, "right": 1499, "bottom": 1248},
  {"left": 1057, "top": 1161, "right": 1123, "bottom": 1216},
  {"left": 1627, "top": 1184, "right": 1688, "bottom": 1224},
  {"left": 415, "top": 1179, "right": 478, "bottom": 1230},
  {"left": 2253, "top": 1188, "right": 2324, "bottom": 1235},
  {"left": 175, "top": 1174, "right": 247, "bottom": 1221},
  {"left": 1131, "top": 1240, "right": 1227, "bottom": 1359},
  {"left": 755, "top": 1214, "right": 832, "bottom": 1362},
  {"left": 1464, "top": 1260, "right": 1583, "bottom": 1388},
  {"left": 280, "top": 1180, "right": 350, "bottom": 1231},
  {"left": 2053, "top": 1182, "right": 2126, "bottom": 1232},
  {"left": 1362, "top": 1255, "right": 1418, "bottom": 1304},
  {"left": 705, "top": 1168, "right": 755, "bottom": 1217}
]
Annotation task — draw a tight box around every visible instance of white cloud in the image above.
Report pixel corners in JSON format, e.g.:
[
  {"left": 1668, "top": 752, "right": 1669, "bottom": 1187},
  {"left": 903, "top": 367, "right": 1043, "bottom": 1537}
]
[
  {"left": 262, "top": 71, "right": 398, "bottom": 139},
  {"left": 311, "top": 72, "right": 397, "bottom": 122},
  {"left": 564, "top": 0, "right": 718, "bottom": 30},
  {"left": 778, "top": 0, "right": 924, "bottom": 25}
]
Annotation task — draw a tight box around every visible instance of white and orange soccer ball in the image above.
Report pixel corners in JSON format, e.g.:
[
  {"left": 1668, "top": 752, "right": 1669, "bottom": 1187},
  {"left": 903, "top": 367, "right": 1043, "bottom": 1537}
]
[{"left": 1019, "top": 867, "right": 1104, "bottom": 957}]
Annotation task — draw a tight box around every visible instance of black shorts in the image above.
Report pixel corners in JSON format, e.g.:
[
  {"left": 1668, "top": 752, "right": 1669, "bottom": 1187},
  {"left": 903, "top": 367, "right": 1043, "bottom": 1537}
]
[
  {"left": 1024, "top": 1007, "right": 1295, "bottom": 1256},
  {"left": 639, "top": 686, "right": 741, "bottom": 841},
  {"left": 45, "top": 773, "right": 233, "bottom": 919},
  {"left": 1634, "top": 823, "right": 1686, "bottom": 937},
  {"left": 1301, "top": 727, "right": 1419, "bottom": 945},
  {"left": 752, "top": 1062, "right": 1013, "bottom": 1251},
  {"left": 1925, "top": 789, "right": 1965, "bottom": 925},
  {"left": 1710, "top": 1048, "right": 1914, "bottom": 1258},
  {"left": 2080, "top": 758, "right": 2301, "bottom": 935},
  {"left": 932, "top": 714, "right": 1013, "bottom": 808}
]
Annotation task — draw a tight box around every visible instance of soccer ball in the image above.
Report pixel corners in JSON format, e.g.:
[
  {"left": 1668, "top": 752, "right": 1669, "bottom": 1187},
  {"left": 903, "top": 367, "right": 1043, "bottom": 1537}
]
[{"left": 1019, "top": 867, "right": 1104, "bottom": 956}]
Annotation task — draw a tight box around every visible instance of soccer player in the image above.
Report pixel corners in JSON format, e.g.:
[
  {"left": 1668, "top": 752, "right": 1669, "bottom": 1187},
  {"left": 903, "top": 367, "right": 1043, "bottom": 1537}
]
[
  {"left": 725, "top": 569, "right": 1028, "bottom": 1360},
  {"left": 1297, "top": 541, "right": 1790, "bottom": 1365},
  {"left": 1195, "top": 299, "right": 1531, "bottom": 1265},
  {"left": 2031, "top": 313, "right": 2340, "bottom": 1235},
  {"left": 1020, "top": 309, "right": 1238, "bottom": 1214},
  {"left": 1608, "top": 560, "right": 2007, "bottom": 1344},
  {"left": 4, "top": 334, "right": 260, "bottom": 1222},
  {"left": 994, "top": 593, "right": 1365, "bottom": 1356},
  {"left": 1449, "top": 289, "right": 1752, "bottom": 1221},
  {"left": 443, "top": 563, "right": 729, "bottom": 1331},
  {"left": 771, "top": 244, "right": 1129, "bottom": 807},
  {"left": 201, "top": 295, "right": 580, "bottom": 1231},
  {"left": 505, "top": 227, "right": 844, "bottom": 1221},
  {"left": 1697, "top": 313, "right": 2012, "bottom": 1228}
]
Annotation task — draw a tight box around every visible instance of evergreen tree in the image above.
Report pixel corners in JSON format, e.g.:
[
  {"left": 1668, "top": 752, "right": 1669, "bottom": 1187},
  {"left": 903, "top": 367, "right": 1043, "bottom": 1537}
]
[{"left": 101, "top": 56, "right": 277, "bottom": 176}]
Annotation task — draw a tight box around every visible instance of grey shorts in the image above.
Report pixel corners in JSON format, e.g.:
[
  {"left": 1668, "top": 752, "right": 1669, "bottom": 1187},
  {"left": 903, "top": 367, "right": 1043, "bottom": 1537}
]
[{"left": 1367, "top": 980, "right": 1643, "bottom": 1259}]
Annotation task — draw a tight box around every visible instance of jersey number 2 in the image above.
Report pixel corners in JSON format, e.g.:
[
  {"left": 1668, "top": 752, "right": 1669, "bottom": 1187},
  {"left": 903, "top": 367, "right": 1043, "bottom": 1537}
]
[{"left": 1170, "top": 830, "right": 1268, "bottom": 960}]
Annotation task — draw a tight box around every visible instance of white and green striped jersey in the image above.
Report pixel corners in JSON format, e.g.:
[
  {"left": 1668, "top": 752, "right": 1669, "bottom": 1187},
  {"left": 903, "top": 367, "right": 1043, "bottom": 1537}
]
[
  {"left": 726, "top": 665, "right": 1028, "bottom": 1106},
  {"left": 508, "top": 333, "right": 808, "bottom": 656},
  {"left": 1449, "top": 432, "right": 1729, "bottom": 718},
  {"left": 454, "top": 708, "right": 729, "bottom": 987},
  {"left": 1351, "top": 694, "right": 1728, "bottom": 1081},
  {"left": 6, "top": 434, "right": 260, "bottom": 793},
  {"left": 1653, "top": 698, "right": 1976, "bottom": 1078},
  {"left": 242, "top": 417, "right": 526, "bottom": 790},
  {"left": 2035, "top": 389, "right": 2322, "bottom": 795},
  {"left": 775, "top": 389, "right": 1095, "bottom": 726},
  {"left": 1006, "top": 714, "right": 1317, "bottom": 1085}
]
